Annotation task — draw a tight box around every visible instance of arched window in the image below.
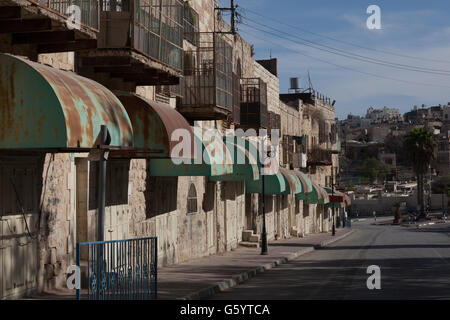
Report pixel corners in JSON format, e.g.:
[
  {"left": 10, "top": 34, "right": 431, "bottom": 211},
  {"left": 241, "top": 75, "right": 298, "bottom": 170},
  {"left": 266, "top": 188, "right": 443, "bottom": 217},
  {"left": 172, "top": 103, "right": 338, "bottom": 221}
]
[{"left": 187, "top": 183, "right": 198, "bottom": 214}]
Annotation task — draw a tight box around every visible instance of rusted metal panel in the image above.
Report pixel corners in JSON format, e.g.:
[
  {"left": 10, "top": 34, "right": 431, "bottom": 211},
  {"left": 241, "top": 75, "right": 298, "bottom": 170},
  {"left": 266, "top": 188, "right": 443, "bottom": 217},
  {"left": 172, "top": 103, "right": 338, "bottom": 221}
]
[
  {"left": 279, "top": 168, "right": 302, "bottom": 195},
  {"left": 112, "top": 92, "right": 193, "bottom": 159},
  {"left": 309, "top": 183, "right": 329, "bottom": 205},
  {"left": 149, "top": 128, "right": 233, "bottom": 177},
  {"left": 209, "top": 140, "right": 260, "bottom": 182},
  {"left": 293, "top": 171, "right": 313, "bottom": 196},
  {"left": 0, "top": 53, "right": 133, "bottom": 150}
]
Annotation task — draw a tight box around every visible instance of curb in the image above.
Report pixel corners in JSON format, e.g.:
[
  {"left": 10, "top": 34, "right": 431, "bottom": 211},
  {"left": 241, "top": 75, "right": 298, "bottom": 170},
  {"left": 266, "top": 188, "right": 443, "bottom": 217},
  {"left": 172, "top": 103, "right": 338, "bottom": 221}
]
[
  {"left": 180, "top": 229, "right": 357, "bottom": 300},
  {"left": 401, "top": 220, "right": 448, "bottom": 228}
]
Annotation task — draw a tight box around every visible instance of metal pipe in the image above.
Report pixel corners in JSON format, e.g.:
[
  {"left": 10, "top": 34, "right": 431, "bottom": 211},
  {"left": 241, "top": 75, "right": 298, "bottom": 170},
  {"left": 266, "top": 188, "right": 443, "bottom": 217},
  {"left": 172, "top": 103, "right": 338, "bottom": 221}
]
[{"left": 97, "top": 125, "right": 108, "bottom": 242}]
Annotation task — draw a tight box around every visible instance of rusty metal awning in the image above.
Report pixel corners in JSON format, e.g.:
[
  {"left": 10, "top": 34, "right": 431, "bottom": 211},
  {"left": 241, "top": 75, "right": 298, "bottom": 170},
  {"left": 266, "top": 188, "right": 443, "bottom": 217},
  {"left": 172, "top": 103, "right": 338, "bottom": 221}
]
[
  {"left": 280, "top": 168, "right": 303, "bottom": 195},
  {"left": 148, "top": 127, "right": 233, "bottom": 177},
  {"left": 110, "top": 92, "right": 194, "bottom": 159},
  {"left": 0, "top": 53, "right": 133, "bottom": 150},
  {"left": 209, "top": 136, "right": 260, "bottom": 182},
  {"left": 324, "top": 187, "right": 349, "bottom": 208}
]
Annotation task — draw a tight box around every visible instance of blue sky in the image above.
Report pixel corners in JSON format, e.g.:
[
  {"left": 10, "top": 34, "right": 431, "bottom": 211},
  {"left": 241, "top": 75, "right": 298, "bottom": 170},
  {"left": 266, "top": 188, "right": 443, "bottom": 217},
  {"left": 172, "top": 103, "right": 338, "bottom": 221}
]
[{"left": 219, "top": 0, "right": 450, "bottom": 119}]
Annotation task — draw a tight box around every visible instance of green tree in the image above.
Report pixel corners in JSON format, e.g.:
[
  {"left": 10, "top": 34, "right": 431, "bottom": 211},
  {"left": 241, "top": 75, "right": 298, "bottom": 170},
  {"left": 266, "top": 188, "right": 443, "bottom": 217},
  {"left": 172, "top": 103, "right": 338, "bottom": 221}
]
[
  {"left": 404, "top": 127, "right": 437, "bottom": 219},
  {"left": 360, "top": 157, "right": 391, "bottom": 183}
]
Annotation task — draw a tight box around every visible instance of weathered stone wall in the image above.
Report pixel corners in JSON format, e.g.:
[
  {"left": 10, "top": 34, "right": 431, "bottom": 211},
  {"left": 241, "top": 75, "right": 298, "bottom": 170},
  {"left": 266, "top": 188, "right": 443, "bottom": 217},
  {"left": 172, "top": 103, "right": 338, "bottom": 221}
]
[
  {"left": 254, "top": 61, "right": 280, "bottom": 114},
  {"left": 37, "top": 153, "right": 76, "bottom": 292}
]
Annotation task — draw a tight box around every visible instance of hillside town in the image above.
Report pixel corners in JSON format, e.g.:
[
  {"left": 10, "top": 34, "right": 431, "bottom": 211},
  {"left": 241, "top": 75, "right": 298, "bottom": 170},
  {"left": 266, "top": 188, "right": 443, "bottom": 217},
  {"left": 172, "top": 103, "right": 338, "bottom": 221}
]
[{"left": 339, "top": 104, "right": 450, "bottom": 216}]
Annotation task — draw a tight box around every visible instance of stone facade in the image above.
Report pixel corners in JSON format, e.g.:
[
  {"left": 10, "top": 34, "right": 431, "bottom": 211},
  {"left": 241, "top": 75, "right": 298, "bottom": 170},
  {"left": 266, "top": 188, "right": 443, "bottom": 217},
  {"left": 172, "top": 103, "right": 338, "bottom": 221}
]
[{"left": 0, "top": 0, "right": 341, "bottom": 299}]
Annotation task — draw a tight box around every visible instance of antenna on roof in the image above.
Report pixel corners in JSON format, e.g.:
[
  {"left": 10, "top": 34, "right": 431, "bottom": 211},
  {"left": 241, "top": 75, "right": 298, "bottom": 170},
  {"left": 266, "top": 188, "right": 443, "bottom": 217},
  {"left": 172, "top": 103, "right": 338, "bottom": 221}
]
[{"left": 305, "top": 69, "right": 314, "bottom": 93}]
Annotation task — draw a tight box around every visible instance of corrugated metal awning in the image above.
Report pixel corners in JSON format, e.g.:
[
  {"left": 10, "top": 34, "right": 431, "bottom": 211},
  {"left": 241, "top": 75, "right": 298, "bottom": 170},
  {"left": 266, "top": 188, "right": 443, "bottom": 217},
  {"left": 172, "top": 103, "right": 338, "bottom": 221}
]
[
  {"left": 324, "top": 187, "right": 348, "bottom": 207},
  {"left": 209, "top": 136, "right": 260, "bottom": 182},
  {"left": 280, "top": 168, "right": 303, "bottom": 195},
  {"left": 111, "top": 92, "right": 194, "bottom": 158},
  {"left": 0, "top": 53, "right": 133, "bottom": 150},
  {"left": 149, "top": 127, "right": 233, "bottom": 176},
  {"left": 294, "top": 171, "right": 313, "bottom": 201},
  {"left": 245, "top": 172, "right": 287, "bottom": 195}
]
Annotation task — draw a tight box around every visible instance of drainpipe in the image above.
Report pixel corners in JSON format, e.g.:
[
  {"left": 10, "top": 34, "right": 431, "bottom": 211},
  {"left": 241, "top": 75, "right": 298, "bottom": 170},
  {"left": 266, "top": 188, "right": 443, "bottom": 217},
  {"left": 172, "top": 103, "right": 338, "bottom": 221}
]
[{"left": 97, "top": 125, "right": 109, "bottom": 242}]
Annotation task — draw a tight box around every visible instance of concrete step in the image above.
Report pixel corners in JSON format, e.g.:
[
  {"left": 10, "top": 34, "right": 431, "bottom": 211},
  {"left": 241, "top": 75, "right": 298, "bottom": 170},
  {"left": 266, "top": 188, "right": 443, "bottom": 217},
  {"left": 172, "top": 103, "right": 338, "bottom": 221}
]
[
  {"left": 242, "top": 230, "right": 253, "bottom": 242},
  {"left": 239, "top": 241, "right": 260, "bottom": 248}
]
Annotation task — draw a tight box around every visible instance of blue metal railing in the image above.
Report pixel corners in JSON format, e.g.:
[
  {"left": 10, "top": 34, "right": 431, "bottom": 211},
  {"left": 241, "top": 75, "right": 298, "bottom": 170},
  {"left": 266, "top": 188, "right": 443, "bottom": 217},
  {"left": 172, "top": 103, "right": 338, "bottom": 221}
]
[{"left": 76, "top": 237, "right": 157, "bottom": 300}]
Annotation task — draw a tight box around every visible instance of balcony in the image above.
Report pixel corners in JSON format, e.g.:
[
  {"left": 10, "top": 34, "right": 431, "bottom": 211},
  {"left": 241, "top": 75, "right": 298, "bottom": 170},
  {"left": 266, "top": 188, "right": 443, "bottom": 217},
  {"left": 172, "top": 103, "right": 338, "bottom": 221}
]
[
  {"left": 77, "top": 0, "right": 183, "bottom": 88},
  {"left": 307, "top": 146, "right": 333, "bottom": 166},
  {"left": 0, "top": 0, "right": 99, "bottom": 56},
  {"left": 176, "top": 32, "right": 233, "bottom": 120},
  {"left": 239, "top": 78, "right": 268, "bottom": 130}
]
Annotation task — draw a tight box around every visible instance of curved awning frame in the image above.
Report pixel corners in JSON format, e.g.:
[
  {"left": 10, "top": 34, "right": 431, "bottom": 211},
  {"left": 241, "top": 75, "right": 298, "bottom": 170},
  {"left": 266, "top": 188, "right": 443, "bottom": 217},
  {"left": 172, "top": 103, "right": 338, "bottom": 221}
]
[
  {"left": 294, "top": 171, "right": 313, "bottom": 201},
  {"left": 149, "top": 127, "right": 233, "bottom": 177},
  {"left": 280, "top": 168, "right": 303, "bottom": 195},
  {"left": 0, "top": 53, "right": 134, "bottom": 151},
  {"left": 209, "top": 139, "right": 260, "bottom": 182},
  {"left": 110, "top": 92, "right": 194, "bottom": 159}
]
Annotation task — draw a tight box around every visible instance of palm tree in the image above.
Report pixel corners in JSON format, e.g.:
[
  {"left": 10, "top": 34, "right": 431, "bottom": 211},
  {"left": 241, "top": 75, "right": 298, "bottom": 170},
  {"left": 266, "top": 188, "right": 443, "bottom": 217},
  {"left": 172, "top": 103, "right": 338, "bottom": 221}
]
[{"left": 404, "top": 127, "right": 437, "bottom": 219}]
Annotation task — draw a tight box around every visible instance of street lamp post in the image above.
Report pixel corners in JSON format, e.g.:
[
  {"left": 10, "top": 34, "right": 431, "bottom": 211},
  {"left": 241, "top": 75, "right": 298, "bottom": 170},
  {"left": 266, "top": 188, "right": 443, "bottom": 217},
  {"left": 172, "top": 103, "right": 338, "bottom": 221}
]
[
  {"left": 331, "top": 166, "right": 336, "bottom": 236},
  {"left": 261, "top": 173, "right": 268, "bottom": 255}
]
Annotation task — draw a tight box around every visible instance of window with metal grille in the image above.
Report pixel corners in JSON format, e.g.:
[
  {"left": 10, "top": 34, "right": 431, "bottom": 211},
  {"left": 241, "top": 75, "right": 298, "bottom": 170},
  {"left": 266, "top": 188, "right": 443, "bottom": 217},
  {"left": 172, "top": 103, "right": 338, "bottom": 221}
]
[
  {"left": 187, "top": 183, "right": 198, "bottom": 214},
  {"left": 240, "top": 78, "right": 268, "bottom": 129},
  {"left": 183, "top": 3, "right": 199, "bottom": 45}
]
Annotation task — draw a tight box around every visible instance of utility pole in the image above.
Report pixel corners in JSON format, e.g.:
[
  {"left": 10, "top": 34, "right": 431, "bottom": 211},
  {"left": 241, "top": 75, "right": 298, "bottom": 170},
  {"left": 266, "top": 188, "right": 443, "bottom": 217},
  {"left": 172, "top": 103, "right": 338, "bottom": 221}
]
[{"left": 215, "top": 0, "right": 238, "bottom": 34}]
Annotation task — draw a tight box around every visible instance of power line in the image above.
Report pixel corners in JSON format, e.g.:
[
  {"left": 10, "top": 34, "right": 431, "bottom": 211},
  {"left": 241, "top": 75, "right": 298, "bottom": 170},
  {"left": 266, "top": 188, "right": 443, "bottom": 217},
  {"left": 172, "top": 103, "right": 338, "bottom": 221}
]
[
  {"left": 242, "top": 19, "right": 450, "bottom": 77},
  {"left": 240, "top": 28, "right": 450, "bottom": 89},
  {"left": 241, "top": 6, "right": 450, "bottom": 65}
]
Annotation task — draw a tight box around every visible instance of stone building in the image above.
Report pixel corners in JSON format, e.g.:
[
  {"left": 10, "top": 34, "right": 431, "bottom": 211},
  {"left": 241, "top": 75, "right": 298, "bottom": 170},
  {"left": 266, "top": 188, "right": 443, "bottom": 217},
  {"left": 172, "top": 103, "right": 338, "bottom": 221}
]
[{"left": 0, "top": 0, "right": 349, "bottom": 300}]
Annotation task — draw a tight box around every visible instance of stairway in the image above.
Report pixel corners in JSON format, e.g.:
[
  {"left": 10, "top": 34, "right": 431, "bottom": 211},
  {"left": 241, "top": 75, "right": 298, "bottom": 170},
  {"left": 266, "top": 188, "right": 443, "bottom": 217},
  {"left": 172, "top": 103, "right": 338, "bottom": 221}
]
[{"left": 239, "top": 230, "right": 260, "bottom": 248}]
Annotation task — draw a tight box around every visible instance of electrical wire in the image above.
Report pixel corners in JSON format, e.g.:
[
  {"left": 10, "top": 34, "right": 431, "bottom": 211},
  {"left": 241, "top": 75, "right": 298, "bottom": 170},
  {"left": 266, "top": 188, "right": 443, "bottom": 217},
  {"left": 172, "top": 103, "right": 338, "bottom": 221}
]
[
  {"left": 241, "top": 6, "right": 450, "bottom": 65},
  {"left": 240, "top": 28, "right": 450, "bottom": 89},
  {"left": 241, "top": 19, "right": 450, "bottom": 77}
]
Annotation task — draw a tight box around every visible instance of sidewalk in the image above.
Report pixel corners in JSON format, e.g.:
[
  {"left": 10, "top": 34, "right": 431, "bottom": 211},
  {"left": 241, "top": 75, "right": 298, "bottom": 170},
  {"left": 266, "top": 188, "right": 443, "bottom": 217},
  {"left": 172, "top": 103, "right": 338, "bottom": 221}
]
[
  {"left": 158, "top": 228, "right": 355, "bottom": 300},
  {"left": 28, "top": 228, "right": 355, "bottom": 300}
]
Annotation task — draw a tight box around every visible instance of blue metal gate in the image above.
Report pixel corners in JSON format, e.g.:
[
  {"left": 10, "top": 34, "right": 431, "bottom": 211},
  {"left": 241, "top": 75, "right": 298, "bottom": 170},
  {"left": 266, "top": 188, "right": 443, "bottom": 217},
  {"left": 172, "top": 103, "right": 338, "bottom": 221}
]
[{"left": 76, "top": 237, "right": 157, "bottom": 300}]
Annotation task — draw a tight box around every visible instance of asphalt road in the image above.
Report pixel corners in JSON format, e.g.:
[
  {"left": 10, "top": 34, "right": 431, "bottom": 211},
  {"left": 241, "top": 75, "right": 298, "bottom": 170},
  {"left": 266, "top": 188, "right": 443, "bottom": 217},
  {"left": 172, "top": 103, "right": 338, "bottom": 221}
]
[{"left": 209, "top": 218, "right": 450, "bottom": 300}]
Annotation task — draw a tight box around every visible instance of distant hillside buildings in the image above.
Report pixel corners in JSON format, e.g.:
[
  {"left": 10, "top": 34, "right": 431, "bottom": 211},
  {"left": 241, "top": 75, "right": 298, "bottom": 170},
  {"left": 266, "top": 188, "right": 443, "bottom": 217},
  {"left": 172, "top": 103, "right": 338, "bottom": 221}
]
[{"left": 339, "top": 104, "right": 450, "bottom": 179}]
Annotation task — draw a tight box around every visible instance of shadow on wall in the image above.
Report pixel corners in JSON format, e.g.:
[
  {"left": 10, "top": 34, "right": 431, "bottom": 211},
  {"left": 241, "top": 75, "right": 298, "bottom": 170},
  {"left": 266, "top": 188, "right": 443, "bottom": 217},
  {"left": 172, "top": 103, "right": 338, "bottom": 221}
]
[
  {"left": 0, "top": 151, "right": 50, "bottom": 298},
  {"left": 88, "top": 159, "right": 131, "bottom": 209},
  {"left": 144, "top": 164, "right": 178, "bottom": 219}
]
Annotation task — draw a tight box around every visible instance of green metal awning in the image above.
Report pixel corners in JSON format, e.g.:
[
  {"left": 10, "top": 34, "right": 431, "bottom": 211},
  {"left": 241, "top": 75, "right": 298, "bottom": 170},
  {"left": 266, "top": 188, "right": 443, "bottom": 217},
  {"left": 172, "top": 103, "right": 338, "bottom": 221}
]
[
  {"left": 280, "top": 168, "right": 303, "bottom": 195},
  {"left": 149, "top": 127, "right": 233, "bottom": 176},
  {"left": 211, "top": 136, "right": 285, "bottom": 195},
  {"left": 294, "top": 171, "right": 313, "bottom": 201},
  {"left": 298, "top": 182, "right": 329, "bottom": 205},
  {"left": 0, "top": 53, "right": 133, "bottom": 150},
  {"left": 111, "top": 92, "right": 194, "bottom": 159},
  {"left": 245, "top": 172, "right": 287, "bottom": 195},
  {"left": 209, "top": 136, "right": 259, "bottom": 182}
]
